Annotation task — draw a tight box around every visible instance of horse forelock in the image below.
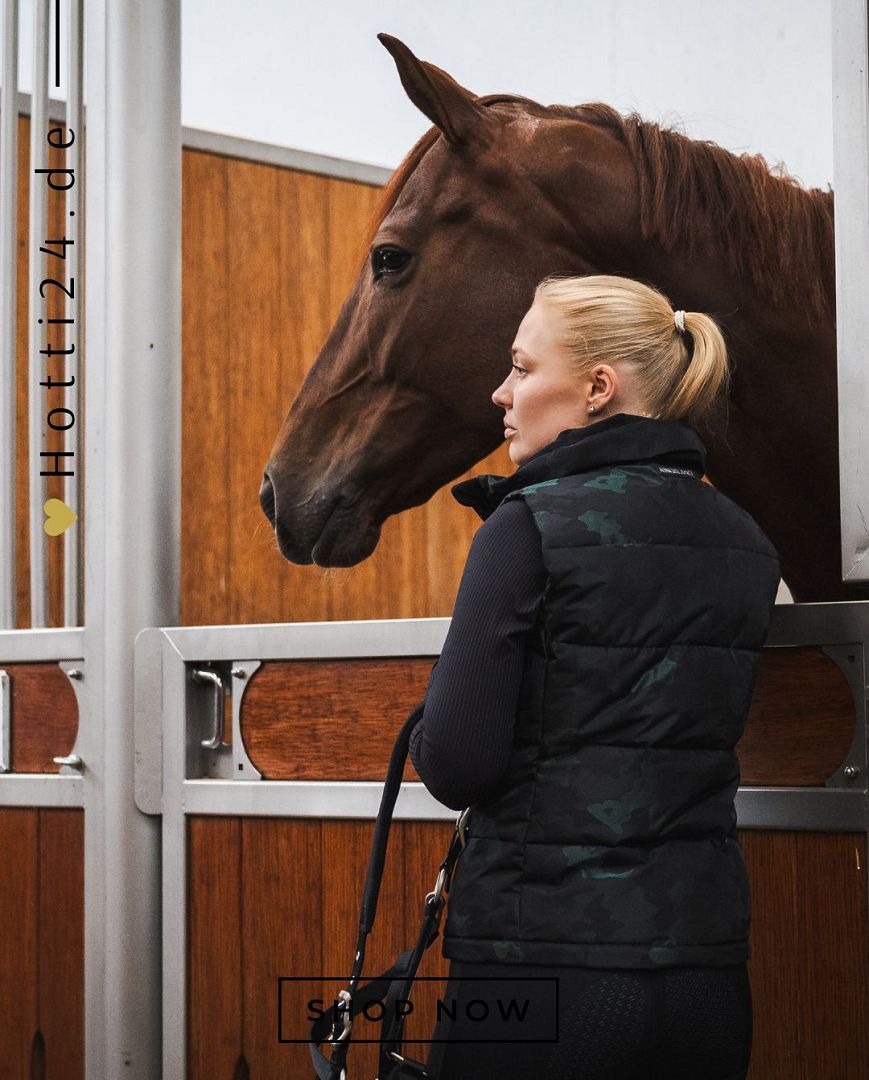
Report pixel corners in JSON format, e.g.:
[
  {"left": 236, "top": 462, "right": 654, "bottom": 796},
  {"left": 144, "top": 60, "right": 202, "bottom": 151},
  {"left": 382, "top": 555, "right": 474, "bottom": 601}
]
[{"left": 366, "top": 94, "right": 834, "bottom": 325}]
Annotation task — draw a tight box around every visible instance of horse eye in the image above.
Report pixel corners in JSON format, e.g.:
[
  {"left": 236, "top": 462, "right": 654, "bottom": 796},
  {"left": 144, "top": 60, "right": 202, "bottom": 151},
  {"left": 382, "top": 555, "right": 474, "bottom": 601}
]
[{"left": 371, "top": 245, "right": 411, "bottom": 282}]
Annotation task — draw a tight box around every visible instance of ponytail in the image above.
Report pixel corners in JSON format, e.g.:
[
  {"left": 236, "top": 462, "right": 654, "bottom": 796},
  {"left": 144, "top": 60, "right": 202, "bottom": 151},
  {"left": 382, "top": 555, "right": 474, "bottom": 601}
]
[{"left": 534, "top": 275, "right": 730, "bottom": 426}]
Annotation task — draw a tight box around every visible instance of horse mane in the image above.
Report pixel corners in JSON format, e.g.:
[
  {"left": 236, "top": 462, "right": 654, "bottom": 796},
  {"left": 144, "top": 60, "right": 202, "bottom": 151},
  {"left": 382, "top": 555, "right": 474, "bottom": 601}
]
[{"left": 367, "top": 96, "right": 835, "bottom": 323}]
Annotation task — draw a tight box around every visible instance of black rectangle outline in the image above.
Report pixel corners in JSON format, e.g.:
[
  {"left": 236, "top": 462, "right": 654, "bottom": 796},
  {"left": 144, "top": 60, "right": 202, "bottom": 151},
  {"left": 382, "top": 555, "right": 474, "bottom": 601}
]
[{"left": 278, "top": 975, "right": 560, "bottom": 1044}]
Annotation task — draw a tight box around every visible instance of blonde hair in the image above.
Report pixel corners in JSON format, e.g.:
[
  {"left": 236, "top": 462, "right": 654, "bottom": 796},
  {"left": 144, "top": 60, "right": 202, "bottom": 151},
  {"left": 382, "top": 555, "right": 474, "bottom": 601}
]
[{"left": 534, "top": 274, "right": 729, "bottom": 426}]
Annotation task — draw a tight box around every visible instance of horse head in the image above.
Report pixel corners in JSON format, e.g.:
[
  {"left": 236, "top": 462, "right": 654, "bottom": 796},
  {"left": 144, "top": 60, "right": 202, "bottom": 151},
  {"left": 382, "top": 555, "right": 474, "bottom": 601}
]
[{"left": 260, "top": 34, "right": 639, "bottom": 567}]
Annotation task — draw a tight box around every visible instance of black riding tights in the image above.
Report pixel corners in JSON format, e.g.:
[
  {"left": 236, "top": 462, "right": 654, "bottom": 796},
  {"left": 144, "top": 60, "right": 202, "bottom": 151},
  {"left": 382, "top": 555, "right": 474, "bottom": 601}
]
[{"left": 424, "top": 959, "right": 752, "bottom": 1080}]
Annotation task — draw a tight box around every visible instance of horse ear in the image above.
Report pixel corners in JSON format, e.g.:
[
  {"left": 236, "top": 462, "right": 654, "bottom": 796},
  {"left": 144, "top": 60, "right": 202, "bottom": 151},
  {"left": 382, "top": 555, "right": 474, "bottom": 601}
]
[{"left": 378, "top": 33, "right": 491, "bottom": 148}]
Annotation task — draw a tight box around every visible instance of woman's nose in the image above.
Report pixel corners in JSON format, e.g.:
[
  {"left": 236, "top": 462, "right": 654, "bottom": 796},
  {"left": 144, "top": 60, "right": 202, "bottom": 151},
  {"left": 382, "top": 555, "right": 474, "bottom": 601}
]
[{"left": 492, "top": 377, "right": 511, "bottom": 407}]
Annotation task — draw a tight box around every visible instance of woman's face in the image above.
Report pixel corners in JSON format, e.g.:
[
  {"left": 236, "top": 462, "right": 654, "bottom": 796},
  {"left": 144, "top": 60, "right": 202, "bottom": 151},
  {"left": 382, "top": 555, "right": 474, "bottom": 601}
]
[{"left": 492, "top": 300, "right": 600, "bottom": 466}]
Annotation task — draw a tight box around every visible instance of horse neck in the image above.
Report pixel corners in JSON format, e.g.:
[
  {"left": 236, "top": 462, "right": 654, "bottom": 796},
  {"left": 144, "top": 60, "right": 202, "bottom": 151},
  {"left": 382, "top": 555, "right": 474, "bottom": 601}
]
[{"left": 541, "top": 145, "right": 844, "bottom": 600}]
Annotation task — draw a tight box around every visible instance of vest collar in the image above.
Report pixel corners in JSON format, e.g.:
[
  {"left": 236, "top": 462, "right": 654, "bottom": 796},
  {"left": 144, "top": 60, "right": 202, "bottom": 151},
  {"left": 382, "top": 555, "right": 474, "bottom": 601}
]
[{"left": 451, "top": 413, "right": 708, "bottom": 520}]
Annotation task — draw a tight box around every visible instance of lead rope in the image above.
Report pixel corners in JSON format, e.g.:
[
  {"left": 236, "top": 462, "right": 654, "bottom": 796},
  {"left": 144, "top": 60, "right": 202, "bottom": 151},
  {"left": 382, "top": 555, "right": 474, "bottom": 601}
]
[{"left": 308, "top": 702, "right": 471, "bottom": 1080}]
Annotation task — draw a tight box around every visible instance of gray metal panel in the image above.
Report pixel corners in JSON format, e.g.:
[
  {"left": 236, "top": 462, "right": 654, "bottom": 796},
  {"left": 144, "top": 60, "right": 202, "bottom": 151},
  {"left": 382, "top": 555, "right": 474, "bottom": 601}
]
[
  {"left": 764, "top": 600, "right": 869, "bottom": 645},
  {"left": 833, "top": 0, "right": 869, "bottom": 583},
  {"left": 0, "top": 773, "right": 84, "bottom": 806},
  {"left": 0, "top": 0, "right": 19, "bottom": 629},
  {"left": 181, "top": 779, "right": 456, "bottom": 819},
  {"left": 155, "top": 615, "right": 450, "bottom": 660},
  {"left": 180, "top": 125, "right": 392, "bottom": 185},
  {"left": 0, "top": 626, "right": 84, "bottom": 659},
  {"left": 83, "top": 1, "right": 180, "bottom": 1075}
]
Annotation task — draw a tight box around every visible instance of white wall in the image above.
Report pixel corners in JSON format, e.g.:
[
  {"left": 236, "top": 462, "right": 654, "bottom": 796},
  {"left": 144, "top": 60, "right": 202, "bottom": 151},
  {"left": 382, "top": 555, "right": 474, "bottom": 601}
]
[
  {"left": 5, "top": 0, "right": 833, "bottom": 189},
  {"left": 193, "top": 0, "right": 835, "bottom": 190}
]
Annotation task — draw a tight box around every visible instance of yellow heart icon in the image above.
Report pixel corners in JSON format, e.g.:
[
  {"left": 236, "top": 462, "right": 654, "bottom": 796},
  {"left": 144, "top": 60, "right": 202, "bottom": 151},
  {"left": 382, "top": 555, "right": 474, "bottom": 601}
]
[{"left": 44, "top": 498, "right": 77, "bottom": 536}]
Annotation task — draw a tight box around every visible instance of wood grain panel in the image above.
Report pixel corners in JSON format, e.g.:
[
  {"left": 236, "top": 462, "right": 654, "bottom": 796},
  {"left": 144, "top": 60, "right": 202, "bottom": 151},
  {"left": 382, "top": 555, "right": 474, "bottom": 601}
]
[
  {"left": 316, "top": 819, "right": 410, "bottom": 1078},
  {"left": 741, "top": 647, "right": 856, "bottom": 786},
  {"left": 187, "top": 817, "right": 869, "bottom": 1079},
  {"left": 2, "top": 663, "right": 78, "bottom": 774},
  {"left": 179, "top": 145, "right": 513, "bottom": 627},
  {"left": 0, "top": 808, "right": 38, "bottom": 1078},
  {"left": 38, "top": 809, "right": 84, "bottom": 1080},
  {"left": 742, "top": 830, "right": 869, "bottom": 1078},
  {"left": 240, "top": 657, "right": 435, "bottom": 780},
  {"left": 237, "top": 648, "right": 854, "bottom": 788},
  {"left": 242, "top": 817, "right": 320, "bottom": 1077},
  {"left": 187, "top": 816, "right": 244, "bottom": 1080},
  {"left": 181, "top": 149, "right": 231, "bottom": 631},
  {"left": 188, "top": 816, "right": 458, "bottom": 1078},
  {"left": 400, "top": 820, "right": 454, "bottom": 1054}
]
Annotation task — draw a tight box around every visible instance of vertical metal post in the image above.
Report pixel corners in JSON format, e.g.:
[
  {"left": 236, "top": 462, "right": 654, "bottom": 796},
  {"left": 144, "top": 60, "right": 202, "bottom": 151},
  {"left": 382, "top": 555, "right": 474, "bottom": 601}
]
[
  {"left": 83, "top": 0, "right": 180, "bottom": 1074},
  {"left": 65, "top": 0, "right": 83, "bottom": 627},
  {"left": 832, "top": 0, "right": 869, "bottom": 584},
  {"left": 28, "top": 0, "right": 49, "bottom": 626},
  {"left": 0, "top": 0, "right": 19, "bottom": 629}
]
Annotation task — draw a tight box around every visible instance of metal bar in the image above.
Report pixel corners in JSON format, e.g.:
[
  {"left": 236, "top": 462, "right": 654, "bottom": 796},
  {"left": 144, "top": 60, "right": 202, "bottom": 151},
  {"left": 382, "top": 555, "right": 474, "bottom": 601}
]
[
  {"left": 156, "top": 616, "right": 451, "bottom": 661},
  {"left": 180, "top": 125, "right": 393, "bottom": 184},
  {"left": 0, "top": 0, "right": 20, "bottom": 629},
  {"left": 832, "top": 0, "right": 869, "bottom": 583},
  {"left": 181, "top": 779, "right": 458, "bottom": 820},
  {"left": 151, "top": 604, "right": 869, "bottom": 658},
  {"left": 734, "top": 786, "right": 868, "bottom": 831},
  {"left": 28, "top": 0, "right": 49, "bottom": 626},
  {"left": 63, "top": 0, "right": 83, "bottom": 627},
  {"left": 175, "top": 779, "right": 868, "bottom": 831},
  {"left": 83, "top": 0, "right": 181, "bottom": 1075},
  {"left": 0, "top": 772, "right": 83, "bottom": 806},
  {"left": 161, "top": 625, "right": 188, "bottom": 1079},
  {"left": 0, "top": 625, "right": 83, "bottom": 659}
]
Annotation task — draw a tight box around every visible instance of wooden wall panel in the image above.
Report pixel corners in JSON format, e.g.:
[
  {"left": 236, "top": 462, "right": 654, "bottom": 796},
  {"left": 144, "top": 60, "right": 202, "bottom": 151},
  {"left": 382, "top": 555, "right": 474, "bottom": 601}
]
[
  {"left": 187, "top": 817, "right": 456, "bottom": 1080},
  {"left": 0, "top": 809, "right": 38, "bottom": 1079},
  {"left": 233, "top": 645, "right": 856, "bottom": 786},
  {"left": 188, "top": 818, "right": 868, "bottom": 1078},
  {"left": 0, "top": 808, "right": 84, "bottom": 1080},
  {"left": 742, "top": 830, "right": 869, "bottom": 1078},
  {"left": 180, "top": 147, "right": 512, "bottom": 627},
  {"left": 38, "top": 809, "right": 84, "bottom": 1080},
  {"left": 239, "top": 657, "right": 435, "bottom": 780},
  {"left": 187, "top": 816, "right": 243, "bottom": 1079},
  {"left": 0, "top": 662, "right": 79, "bottom": 774}
]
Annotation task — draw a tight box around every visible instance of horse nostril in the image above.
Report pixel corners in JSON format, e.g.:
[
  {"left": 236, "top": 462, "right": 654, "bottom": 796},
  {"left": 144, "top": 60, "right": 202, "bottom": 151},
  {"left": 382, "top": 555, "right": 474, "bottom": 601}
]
[{"left": 260, "top": 471, "right": 276, "bottom": 527}]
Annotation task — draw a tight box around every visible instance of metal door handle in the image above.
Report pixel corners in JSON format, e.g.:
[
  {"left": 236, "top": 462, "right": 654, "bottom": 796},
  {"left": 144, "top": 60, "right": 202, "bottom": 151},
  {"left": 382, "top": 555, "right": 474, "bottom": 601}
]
[
  {"left": 0, "top": 671, "right": 9, "bottom": 773},
  {"left": 52, "top": 753, "right": 83, "bottom": 770},
  {"left": 191, "top": 668, "right": 226, "bottom": 750}
]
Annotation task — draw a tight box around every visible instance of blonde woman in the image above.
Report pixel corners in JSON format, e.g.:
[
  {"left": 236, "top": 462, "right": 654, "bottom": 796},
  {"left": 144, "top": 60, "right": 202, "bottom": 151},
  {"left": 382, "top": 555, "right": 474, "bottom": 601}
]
[{"left": 409, "top": 275, "right": 780, "bottom": 1080}]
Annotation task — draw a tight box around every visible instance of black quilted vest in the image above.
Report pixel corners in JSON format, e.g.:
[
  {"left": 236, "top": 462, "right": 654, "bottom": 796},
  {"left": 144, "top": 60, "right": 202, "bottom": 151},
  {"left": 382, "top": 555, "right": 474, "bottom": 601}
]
[{"left": 441, "top": 412, "right": 780, "bottom": 969}]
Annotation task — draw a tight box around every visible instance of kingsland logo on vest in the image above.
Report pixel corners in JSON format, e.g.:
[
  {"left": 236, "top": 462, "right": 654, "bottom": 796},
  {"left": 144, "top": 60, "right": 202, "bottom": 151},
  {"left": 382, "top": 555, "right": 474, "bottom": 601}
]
[{"left": 655, "top": 465, "right": 697, "bottom": 477}]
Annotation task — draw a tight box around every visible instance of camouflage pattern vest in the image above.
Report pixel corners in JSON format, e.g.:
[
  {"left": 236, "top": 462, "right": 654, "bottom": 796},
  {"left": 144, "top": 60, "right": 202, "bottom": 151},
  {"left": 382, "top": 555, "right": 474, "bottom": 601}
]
[{"left": 442, "top": 412, "right": 780, "bottom": 969}]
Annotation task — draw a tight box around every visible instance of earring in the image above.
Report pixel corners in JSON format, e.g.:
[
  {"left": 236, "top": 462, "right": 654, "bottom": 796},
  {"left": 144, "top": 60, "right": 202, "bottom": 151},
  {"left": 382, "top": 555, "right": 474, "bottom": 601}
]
[{"left": 588, "top": 404, "right": 596, "bottom": 414}]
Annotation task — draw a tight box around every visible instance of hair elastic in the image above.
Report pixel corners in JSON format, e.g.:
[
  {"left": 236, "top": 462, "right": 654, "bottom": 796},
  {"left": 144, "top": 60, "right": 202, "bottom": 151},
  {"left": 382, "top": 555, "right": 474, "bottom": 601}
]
[{"left": 674, "top": 310, "right": 687, "bottom": 333}]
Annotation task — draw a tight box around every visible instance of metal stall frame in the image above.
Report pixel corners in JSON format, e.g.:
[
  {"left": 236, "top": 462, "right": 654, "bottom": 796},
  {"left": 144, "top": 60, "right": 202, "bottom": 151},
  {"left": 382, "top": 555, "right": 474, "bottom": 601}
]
[
  {"left": 135, "top": 603, "right": 869, "bottom": 1073},
  {"left": 0, "top": 0, "right": 179, "bottom": 1074},
  {"left": 81, "top": 1, "right": 181, "bottom": 1076}
]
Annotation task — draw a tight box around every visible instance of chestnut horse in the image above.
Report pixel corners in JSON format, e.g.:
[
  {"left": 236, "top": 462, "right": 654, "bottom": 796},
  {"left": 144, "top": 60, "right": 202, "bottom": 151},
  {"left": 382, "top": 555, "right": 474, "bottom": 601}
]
[{"left": 261, "top": 34, "right": 848, "bottom": 603}]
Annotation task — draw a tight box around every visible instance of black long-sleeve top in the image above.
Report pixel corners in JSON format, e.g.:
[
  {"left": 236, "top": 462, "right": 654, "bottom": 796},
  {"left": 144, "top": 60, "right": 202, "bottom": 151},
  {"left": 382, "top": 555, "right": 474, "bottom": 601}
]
[{"left": 408, "top": 498, "right": 548, "bottom": 810}]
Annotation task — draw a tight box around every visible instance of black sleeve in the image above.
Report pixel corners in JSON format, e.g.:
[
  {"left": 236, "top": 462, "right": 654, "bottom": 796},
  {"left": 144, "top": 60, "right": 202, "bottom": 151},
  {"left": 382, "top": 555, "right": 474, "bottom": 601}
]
[{"left": 408, "top": 497, "right": 547, "bottom": 810}]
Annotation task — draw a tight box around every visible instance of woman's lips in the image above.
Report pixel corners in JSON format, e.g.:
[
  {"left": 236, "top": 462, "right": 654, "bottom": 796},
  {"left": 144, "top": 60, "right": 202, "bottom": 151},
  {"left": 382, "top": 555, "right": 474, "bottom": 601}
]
[{"left": 504, "top": 426, "right": 516, "bottom": 438}]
